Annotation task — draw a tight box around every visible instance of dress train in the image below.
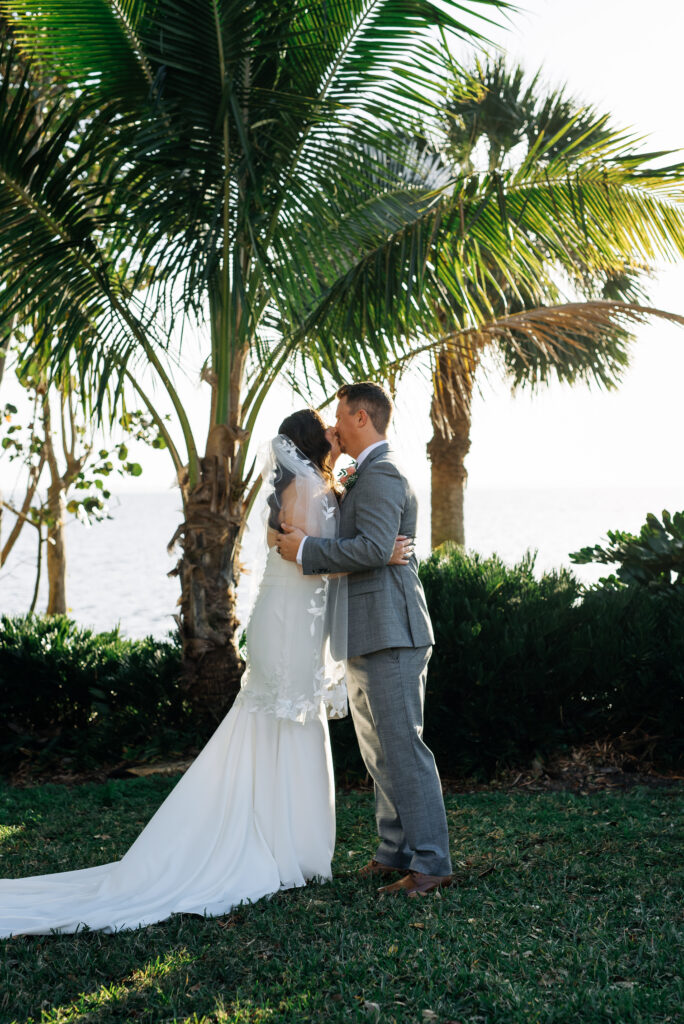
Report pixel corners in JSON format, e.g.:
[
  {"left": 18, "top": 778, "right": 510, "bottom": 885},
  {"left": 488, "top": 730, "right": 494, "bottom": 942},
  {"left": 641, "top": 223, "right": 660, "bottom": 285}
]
[
  {"left": 0, "top": 697, "right": 335, "bottom": 936},
  {"left": 0, "top": 461, "right": 346, "bottom": 937}
]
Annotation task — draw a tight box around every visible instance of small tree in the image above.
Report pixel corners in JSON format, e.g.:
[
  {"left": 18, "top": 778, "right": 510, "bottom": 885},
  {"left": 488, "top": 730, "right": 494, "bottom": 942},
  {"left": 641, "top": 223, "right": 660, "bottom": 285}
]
[{"left": 0, "top": 342, "right": 164, "bottom": 613}]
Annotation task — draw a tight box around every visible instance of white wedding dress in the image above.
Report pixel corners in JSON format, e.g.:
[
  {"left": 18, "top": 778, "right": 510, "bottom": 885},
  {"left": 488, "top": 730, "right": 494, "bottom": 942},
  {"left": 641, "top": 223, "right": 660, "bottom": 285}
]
[{"left": 0, "top": 439, "right": 347, "bottom": 937}]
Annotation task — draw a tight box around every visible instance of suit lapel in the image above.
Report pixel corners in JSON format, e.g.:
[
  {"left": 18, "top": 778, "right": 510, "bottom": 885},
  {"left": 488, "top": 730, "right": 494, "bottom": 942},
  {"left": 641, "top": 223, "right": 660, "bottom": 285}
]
[
  {"left": 339, "top": 442, "right": 390, "bottom": 514},
  {"left": 354, "top": 441, "right": 390, "bottom": 479}
]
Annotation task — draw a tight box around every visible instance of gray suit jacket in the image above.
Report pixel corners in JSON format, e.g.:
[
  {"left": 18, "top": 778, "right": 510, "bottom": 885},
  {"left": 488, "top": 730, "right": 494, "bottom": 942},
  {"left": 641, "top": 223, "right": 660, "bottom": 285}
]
[{"left": 301, "top": 443, "right": 434, "bottom": 658}]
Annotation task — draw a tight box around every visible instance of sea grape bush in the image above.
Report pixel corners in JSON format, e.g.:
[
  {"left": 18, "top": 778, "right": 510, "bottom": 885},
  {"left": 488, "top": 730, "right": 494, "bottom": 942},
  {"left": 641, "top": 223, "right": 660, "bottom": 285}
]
[{"left": 570, "top": 509, "right": 684, "bottom": 589}]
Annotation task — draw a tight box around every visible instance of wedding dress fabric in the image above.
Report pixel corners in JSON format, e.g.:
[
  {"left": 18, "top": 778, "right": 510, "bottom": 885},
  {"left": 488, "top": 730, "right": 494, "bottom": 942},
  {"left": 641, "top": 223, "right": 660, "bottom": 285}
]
[{"left": 0, "top": 436, "right": 346, "bottom": 936}]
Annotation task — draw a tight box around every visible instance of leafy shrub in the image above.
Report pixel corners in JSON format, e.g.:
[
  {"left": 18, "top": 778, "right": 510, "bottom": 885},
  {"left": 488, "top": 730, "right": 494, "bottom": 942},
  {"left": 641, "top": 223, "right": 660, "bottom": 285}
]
[
  {"left": 411, "top": 546, "right": 684, "bottom": 777},
  {"left": 3, "top": 544, "right": 683, "bottom": 781},
  {"left": 570, "top": 509, "right": 684, "bottom": 588},
  {"left": 572, "top": 585, "right": 684, "bottom": 758},
  {"left": 416, "top": 547, "right": 583, "bottom": 777},
  {"left": 0, "top": 615, "right": 198, "bottom": 773}
]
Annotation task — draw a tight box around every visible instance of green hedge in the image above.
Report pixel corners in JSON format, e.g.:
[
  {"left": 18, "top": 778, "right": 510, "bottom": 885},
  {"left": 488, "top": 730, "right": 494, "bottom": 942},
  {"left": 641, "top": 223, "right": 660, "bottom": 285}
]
[
  {"left": 2, "top": 547, "right": 683, "bottom": 779},
  {"left": 411, "top": 548, "right": 684, "bottom": 777},
  {"left": 0, "top": 615, "right": 195, "bottom": 774}
]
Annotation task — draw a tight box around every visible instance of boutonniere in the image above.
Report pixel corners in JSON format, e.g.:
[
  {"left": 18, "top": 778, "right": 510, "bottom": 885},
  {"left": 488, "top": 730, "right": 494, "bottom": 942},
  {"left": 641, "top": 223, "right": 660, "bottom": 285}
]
[{"left": 338, "top": 463, "right": 358, "bottom": 492}]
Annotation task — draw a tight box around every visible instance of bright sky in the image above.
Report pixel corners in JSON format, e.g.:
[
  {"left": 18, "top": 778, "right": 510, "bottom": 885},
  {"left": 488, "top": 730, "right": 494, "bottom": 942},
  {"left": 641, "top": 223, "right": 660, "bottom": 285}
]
[{"left": 2, "top": 0, "right": 683, "bottom": 506}]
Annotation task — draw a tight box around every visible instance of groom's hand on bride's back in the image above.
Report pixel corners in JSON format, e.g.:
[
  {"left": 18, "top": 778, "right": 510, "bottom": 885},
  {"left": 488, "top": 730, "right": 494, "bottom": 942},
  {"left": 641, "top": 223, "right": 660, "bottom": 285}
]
[
  {"left": 389, "top": 535, "right": 414, "bottom": 565},
  {"left": 277, "top": 523, "right": 305, "bottom": 562}
]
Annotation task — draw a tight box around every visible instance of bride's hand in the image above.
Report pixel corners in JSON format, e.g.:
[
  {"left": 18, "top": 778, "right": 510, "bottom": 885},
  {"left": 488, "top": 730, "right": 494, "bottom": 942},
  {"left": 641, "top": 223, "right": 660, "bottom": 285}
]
[
  {"left": 388, "top": 535, "right": 414, "bottom": 566},
  {"left": 325, "top": 426, "right": 342, "bottom": 464}
]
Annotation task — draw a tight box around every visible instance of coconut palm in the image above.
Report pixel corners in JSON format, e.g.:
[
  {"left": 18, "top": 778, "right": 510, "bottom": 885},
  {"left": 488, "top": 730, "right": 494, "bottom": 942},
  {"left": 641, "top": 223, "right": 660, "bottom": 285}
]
[
  {"left": 0, "top": 0, "right": 522, "bottom": 717},
  {"left": 2, "top": 5, "right": 684, "bottom": 723},
  {"left": 427, "top": 56, "right": 671, "bottom": 546}
]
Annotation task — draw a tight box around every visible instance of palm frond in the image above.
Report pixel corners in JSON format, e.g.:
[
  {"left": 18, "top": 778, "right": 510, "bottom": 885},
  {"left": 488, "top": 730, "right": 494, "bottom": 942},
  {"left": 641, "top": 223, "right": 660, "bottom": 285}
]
[
  {"left": 264, "top": 132, "right": 684, "bottom": 386},
  {"left": 447, "top": 298, "right": 684, "bottom": 371},
  {"left": 1, "top": 0, "right": 156, "bottom": 98},
  {"left": 0, "top": 35, "right": 186, "bottom": 411},
  {"left": 369, "top": 299, "right": 683, "bottom": 429}
]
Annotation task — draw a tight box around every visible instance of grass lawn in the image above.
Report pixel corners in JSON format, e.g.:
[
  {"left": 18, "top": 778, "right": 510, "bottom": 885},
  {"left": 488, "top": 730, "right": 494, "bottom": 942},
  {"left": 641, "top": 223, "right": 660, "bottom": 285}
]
[{"left": 0, "top": 778, "right": 682, "bottom": 1024}]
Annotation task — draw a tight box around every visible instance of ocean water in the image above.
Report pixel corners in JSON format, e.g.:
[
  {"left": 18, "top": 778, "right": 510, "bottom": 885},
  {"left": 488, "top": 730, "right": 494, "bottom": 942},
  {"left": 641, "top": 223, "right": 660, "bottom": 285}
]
[{"left": 2, "top": 484, "right": 683, "bottom": 639}]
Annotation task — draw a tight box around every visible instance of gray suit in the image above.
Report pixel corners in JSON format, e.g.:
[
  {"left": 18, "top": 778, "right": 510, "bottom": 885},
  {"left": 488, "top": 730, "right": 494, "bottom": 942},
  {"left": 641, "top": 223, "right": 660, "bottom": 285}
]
[{"left": 302, "top": 443, "right": 451, "bottom": 876}]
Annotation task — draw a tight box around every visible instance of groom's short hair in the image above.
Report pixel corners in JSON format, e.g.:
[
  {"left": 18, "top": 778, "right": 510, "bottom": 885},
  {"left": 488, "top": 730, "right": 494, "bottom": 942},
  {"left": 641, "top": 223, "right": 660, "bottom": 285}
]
[{"left": 337, "top": 382, "right": 393, "bottom": 434}]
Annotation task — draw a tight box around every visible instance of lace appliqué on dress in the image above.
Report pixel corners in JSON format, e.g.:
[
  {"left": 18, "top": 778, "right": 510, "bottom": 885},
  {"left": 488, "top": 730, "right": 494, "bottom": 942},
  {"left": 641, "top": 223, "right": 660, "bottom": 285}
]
[
  {"left": 236, "top": 665, "right": 347, "bottom": 724},
  {"left": 237, "top": 554, "right": 347, "bottom": 725}
]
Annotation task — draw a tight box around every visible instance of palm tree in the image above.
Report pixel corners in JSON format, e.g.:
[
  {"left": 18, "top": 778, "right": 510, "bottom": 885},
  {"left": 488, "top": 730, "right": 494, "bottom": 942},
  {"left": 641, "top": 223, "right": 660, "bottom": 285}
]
[
  {"left": 0, "top": 1, "right": 521, "bottom": 718},
  {"left": 427, "top": 56, "right": 670, "bottom": 547},
  {"left": 2, "top": 6, "right": 684, "bottom": 723}
]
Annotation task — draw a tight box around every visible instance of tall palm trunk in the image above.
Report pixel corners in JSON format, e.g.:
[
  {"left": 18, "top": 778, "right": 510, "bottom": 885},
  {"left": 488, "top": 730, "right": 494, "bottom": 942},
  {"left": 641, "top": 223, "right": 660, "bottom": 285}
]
[
  {"left": 427, "top": 348, "right": 478, "bottom": 548},
  {"left": 171, "top": 456, "right": 246, "bottom": 723},
  {"left": 170, "top": 312, "right": 252, "bottom": 723}
]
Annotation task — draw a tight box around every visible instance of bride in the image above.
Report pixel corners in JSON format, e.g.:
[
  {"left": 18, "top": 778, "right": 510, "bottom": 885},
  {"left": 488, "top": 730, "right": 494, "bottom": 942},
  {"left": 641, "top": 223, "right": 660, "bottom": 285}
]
[{"left": 0, "top": 408, "right": 410, "bottom": 937}]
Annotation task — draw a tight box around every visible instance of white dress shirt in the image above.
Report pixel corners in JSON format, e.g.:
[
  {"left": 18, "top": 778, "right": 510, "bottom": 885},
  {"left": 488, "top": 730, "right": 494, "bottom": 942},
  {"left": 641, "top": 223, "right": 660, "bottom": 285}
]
[{"left": 295, "top": 439, "right": 388, "bottom": 564}]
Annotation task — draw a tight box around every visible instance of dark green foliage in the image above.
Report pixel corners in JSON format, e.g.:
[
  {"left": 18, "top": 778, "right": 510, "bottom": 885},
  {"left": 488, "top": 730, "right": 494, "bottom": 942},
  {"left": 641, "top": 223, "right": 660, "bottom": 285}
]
[
  {"left": 2, "top": 541, "right": 684, "bottom": 781},
  {"left": 1, "top": 783, "right": 682, "bottom": 1024},
  {"left": 574, "top": 585, "right": 684, "bottom": 756},
  {"left": 0, "top": 615, "right": 198, "bottom": 774},
  {"left": 410, "top": 547, "right": 684, "bottom": 778},
  {"left": 418, "top": 548, "right": 583, "bottom": 777},
  {"left": 570, "top": 509, "right": 684, "bottom": 588}
]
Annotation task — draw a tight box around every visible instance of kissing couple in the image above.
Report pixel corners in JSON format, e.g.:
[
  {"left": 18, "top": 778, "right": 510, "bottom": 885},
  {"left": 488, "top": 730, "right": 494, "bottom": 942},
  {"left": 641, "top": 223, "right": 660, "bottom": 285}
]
[{"left": 0, "top": 382, "right": 452, "bottom": 937}]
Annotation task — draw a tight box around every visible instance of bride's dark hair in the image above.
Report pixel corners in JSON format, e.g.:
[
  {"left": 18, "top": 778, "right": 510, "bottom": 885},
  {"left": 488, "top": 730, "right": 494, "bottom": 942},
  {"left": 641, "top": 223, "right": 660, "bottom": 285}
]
[
  {"left": 278, "top": 408, "right": 335, "bottom": 490},
  {"left": 267, "top": 409, "right": 336, "bottom": 531}
]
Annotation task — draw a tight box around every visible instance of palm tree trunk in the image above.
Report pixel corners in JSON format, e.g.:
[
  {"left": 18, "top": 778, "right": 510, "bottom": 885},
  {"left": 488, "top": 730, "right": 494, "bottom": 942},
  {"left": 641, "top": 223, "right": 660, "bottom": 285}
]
[
  {"left": 426, "top": 349, "right": 477, "bottom": 548},
  {"left": 427, "top": 405, "right": 471, "bottom": 548},
  {"left": 171, "top": 450, "right": 246, "bottom": 725}
]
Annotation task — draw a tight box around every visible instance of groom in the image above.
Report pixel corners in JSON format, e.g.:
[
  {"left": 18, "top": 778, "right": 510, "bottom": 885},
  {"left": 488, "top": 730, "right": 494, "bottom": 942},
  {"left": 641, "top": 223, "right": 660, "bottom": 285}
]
[{"left": 277, "top": 382, "right": 452, "bottom": 896}]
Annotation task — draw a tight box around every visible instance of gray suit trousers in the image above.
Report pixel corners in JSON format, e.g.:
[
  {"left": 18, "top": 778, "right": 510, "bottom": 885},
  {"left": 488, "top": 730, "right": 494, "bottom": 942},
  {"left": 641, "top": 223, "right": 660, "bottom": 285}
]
[{"left": 346, "top": 645, "right": 452, "bottom": 877}]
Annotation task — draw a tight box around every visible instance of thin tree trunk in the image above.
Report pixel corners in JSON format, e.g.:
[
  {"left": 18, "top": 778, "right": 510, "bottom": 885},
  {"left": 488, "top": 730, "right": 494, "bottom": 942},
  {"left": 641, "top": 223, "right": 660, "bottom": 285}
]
[
  {"left": 0, "top": 452, "right": 46, "bottom": 567},
  {"left": 45, "top": 477, "right": 67, "bottom": 614},
  {"left": 29, "top": 522, "right": 43, "bottom": 614},
  {"left": 41, "top": 390, "right": 68, "bottom": 615},
  {"left": 0, "top": 335, "right": 9, "bottom": 392},
  {"left": 427, "top": 349, "right": 477, "bottom": 549},
  {"left": 0, "top": 313, "right": 17, "bottom": 550},
  {"left": 0, "top": 310, "right": 14, "bottom": 392}
]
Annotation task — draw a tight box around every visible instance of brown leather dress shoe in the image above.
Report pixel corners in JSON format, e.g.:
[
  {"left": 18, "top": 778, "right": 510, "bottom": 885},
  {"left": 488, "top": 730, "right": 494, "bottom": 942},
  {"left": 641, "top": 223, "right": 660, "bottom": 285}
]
[
  {"left": 358, "top": 859, "right": 403, "bottom": 878},
  {"left": 378, "top": 871, "right": 453, "bottom": 896}
]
